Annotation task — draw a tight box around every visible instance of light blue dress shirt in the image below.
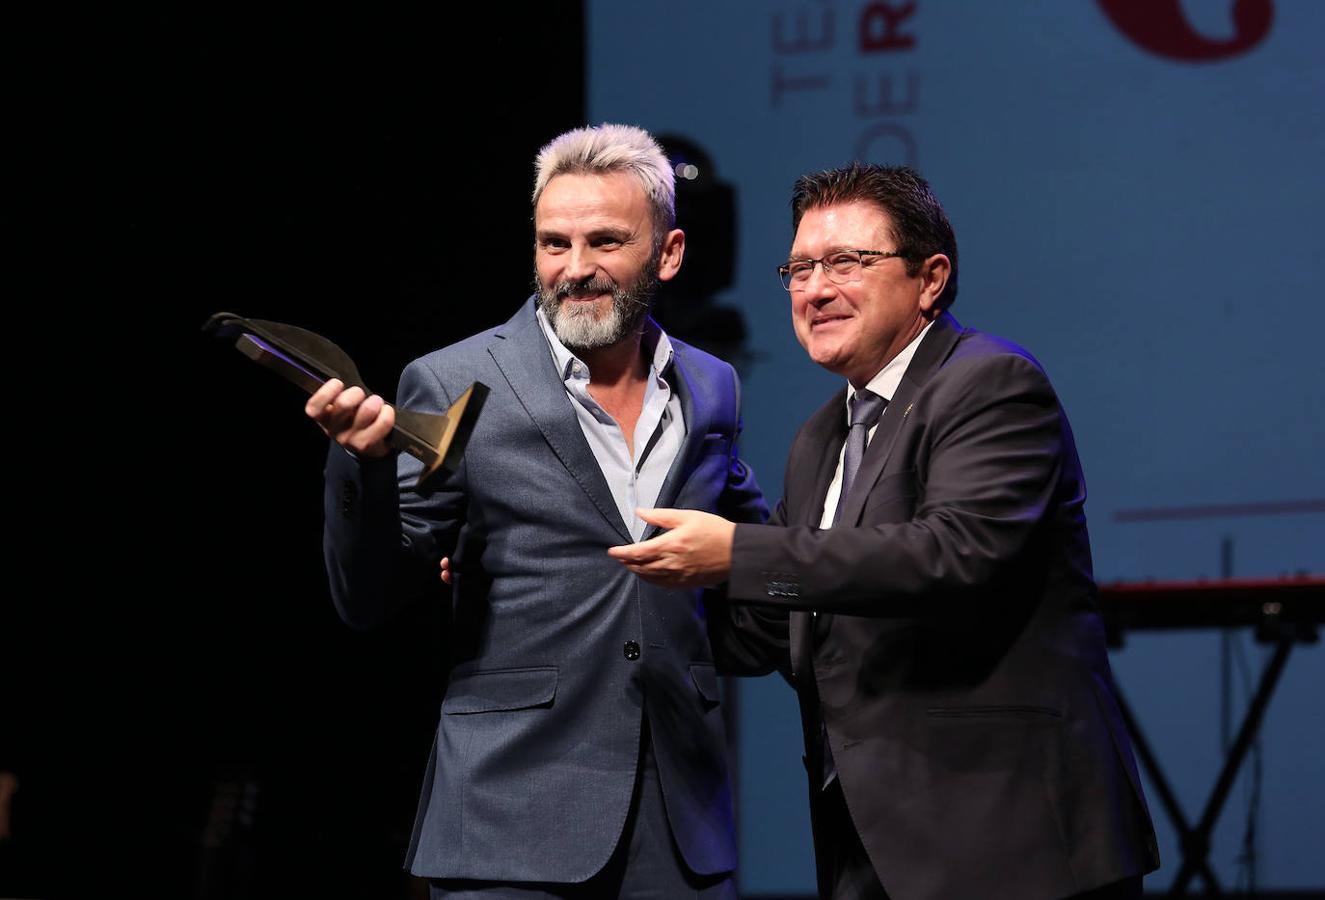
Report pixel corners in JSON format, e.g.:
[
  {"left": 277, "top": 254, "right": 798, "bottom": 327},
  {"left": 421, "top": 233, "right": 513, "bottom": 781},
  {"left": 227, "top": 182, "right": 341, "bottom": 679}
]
[{"left": 536, "top": 308, "right": 686, "bottom": 541}]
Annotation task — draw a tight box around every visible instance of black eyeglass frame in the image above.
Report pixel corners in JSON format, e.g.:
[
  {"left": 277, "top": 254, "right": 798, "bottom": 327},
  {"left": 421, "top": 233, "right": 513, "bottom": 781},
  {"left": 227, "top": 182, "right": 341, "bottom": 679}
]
[{"left": 777, "top": 249, "right": 910, "bottom": 291}]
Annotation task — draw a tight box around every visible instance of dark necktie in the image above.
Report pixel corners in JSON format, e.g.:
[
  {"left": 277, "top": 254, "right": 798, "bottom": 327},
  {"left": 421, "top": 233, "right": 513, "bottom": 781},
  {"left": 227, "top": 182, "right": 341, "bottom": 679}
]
[
  {"left": 820, "top": 388, "right": 888, "bottom": 789},
  {"left": 832, "top": 389, "right": 888, "bottom": 525}
]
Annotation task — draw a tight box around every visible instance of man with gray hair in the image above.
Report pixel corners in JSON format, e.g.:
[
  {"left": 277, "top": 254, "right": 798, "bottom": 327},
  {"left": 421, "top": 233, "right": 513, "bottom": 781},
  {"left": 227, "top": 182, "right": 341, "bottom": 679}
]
[{"left": 306, "top": 123, "right": 765, "bottom": 897}]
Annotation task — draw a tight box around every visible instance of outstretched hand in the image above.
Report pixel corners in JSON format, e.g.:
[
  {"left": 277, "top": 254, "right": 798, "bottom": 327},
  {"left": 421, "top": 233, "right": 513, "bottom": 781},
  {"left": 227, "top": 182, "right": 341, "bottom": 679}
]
[{"left": 607, "top": 508, "right": 736, "bottom": 589}]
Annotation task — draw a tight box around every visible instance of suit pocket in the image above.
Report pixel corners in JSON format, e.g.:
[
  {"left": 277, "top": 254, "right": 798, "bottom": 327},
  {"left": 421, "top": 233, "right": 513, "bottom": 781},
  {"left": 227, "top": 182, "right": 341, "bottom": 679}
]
[
  {"left": 442, "top": 666, "right": 558, "bottom": 715},
  {"left": 690, "top": 662, "right": 721, "bottom": 709}
]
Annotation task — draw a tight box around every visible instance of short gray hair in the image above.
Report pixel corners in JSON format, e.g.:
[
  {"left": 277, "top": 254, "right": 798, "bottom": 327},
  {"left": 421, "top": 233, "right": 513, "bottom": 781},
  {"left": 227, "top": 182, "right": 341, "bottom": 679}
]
[{"left": 533, "top": 124, "right": 676, "bottom": 249}]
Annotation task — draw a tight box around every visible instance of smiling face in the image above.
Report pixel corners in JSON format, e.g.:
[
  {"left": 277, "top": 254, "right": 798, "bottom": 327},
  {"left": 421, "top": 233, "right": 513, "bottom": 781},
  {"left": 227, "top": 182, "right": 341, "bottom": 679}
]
[
  {"left": 534, "top": 171, "right": 683, "bottom": 351},
  {"left": 788, "top": 201, "right": 948, "bottom": 387}
]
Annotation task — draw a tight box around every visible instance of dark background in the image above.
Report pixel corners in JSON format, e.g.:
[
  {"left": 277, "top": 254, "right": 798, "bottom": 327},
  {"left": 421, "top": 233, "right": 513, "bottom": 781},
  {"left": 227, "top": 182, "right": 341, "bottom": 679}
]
[{"left": 5, "top": 9, "right": 585, "bottom": 898}]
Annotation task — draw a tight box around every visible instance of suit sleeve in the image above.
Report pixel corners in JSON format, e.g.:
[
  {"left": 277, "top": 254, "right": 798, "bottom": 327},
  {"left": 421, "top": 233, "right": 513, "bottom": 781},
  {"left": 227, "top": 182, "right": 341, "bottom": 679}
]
[
  {"left": 322, "top": 358, "right": 467, "bottom": 630},
  {"left": 708, "top": 497, "right": 794, "bottom": 677},
  {"left": 728, "top": 352, "right": 1068, "bottom": 615},
  {"left": 705, "top": 366, "right": 791, "bottom": 676}
]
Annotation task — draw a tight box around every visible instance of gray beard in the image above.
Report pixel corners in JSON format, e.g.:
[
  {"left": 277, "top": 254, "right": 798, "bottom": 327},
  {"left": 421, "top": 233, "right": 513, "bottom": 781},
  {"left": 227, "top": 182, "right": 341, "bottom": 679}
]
[{"left": 536, "top": 267, "right": 659, "bottom": 352}]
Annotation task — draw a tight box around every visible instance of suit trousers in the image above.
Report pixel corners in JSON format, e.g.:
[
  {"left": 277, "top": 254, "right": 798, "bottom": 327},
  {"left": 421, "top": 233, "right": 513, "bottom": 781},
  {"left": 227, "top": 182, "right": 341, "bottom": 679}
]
[{"left": 430, "top": 712, "right": 736, "bottom": 900}]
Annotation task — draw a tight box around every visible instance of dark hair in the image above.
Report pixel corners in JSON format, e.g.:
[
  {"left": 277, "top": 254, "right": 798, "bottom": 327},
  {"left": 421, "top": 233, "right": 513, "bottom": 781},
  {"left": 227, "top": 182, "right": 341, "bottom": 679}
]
[{"left": 791, "top": 163, "right": 958, "bottom": 309}]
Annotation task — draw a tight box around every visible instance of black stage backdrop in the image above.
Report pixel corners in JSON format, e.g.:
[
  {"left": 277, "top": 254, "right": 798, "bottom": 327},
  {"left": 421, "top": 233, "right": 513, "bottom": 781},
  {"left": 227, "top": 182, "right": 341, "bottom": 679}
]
[{"left": 5, "top": 8, "right": 583, "bottom": 899}]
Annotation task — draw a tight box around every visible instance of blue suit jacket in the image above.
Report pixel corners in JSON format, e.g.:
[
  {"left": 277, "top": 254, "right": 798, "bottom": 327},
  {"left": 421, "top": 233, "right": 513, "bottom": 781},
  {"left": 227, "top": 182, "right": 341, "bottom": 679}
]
[{"left": 323, "top": 298, "right": 766, "bottom": 882}]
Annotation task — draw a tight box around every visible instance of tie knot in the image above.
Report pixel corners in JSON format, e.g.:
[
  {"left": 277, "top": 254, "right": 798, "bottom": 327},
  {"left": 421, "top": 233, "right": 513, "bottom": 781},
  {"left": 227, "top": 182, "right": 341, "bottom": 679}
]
[{"left": 849, "top": 389, "right": 888, "bottom": 428}]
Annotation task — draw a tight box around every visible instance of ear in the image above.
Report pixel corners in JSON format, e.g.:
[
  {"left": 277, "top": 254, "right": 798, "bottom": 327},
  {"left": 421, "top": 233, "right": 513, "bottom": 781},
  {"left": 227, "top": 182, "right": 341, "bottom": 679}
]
[
  {"left": 917, "top": 253, "right": 951, "bottom": 316},
  {"left": 656, "top": 228, "right": 685, "bottom": 282}
]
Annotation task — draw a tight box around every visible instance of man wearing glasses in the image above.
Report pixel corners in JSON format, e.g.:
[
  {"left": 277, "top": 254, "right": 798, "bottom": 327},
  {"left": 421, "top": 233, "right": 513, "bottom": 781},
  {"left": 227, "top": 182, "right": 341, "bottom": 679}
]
[
  {"left": 307, "top": 124, "right": 764, "bottom": 898},
  {"left": 611, "top": 164, "right": 1159, "bottom": 899}
]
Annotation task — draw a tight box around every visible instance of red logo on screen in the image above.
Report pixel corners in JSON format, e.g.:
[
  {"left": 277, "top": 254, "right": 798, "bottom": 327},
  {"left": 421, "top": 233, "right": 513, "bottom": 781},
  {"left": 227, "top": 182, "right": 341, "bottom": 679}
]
[{"left": 1097, "top": 0, "right": 1272, "bottom": 61}]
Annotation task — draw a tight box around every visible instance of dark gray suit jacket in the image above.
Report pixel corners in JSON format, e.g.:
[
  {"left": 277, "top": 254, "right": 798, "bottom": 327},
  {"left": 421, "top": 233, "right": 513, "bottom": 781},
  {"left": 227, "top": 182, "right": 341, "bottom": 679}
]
[
  {"left": 718, "top": 312, "right": 1159, "bottom": 900},
  {"left": 323, "top": 298, "right": 766, "bottom": 882}
]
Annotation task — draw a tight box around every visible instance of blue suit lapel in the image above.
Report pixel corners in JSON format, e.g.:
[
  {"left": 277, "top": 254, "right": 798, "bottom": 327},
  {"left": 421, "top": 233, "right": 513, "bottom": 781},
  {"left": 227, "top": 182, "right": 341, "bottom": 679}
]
[
  {"left": 643, "top": 346, "right": 715, "bottom": 540},
  {"left": 487, "top": 301, "right": 633, "bottom": 543}
]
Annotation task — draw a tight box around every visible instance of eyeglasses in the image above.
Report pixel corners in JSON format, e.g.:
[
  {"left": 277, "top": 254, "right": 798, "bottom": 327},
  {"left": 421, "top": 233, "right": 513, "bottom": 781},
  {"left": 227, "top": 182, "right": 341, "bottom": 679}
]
[{"left": 777, "top": 249, "right": 908, "bottom": 292}]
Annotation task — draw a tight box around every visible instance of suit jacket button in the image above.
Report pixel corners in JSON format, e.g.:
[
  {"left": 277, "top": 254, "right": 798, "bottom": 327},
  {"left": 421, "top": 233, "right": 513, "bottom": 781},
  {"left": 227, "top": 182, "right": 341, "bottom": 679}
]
[{"left": 623, "top": 641, "right": 641, "bottom": 661}]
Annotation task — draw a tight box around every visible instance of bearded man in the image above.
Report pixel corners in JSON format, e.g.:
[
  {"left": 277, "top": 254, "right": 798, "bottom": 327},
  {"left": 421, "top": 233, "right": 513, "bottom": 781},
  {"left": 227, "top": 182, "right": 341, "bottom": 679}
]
[{"left": 306, "top": 123, "right": 766, "bottom": 898}]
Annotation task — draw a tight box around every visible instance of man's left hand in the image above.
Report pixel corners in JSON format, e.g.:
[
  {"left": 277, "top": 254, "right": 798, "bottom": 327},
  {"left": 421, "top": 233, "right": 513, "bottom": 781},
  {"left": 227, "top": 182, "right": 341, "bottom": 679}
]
[{"left": 608, "top": 508, "right": 735, "bottom": 589}]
